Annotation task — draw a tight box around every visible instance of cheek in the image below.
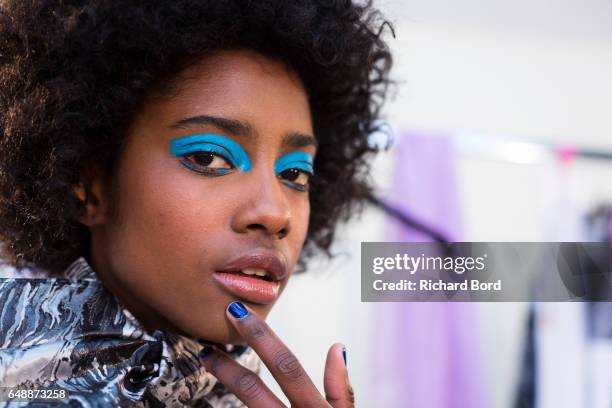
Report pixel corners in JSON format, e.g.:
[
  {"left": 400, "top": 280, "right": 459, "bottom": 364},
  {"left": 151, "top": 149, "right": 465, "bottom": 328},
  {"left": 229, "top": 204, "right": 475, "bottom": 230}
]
[
  {"left": 293, "top": 200, "right": 310, "bottom": 245},
  {"left": 105, "top": 150, "right": 233, "bottom": 274},
  {"left": 284, "top": 197, "right": 310, "bottom": 269}
]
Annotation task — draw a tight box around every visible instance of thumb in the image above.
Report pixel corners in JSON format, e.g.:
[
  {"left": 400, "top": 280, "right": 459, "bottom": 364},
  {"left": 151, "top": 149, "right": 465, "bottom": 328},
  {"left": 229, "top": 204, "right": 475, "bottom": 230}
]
[{"left": 324, "top": 343, "right": 354, "bottom": 408}]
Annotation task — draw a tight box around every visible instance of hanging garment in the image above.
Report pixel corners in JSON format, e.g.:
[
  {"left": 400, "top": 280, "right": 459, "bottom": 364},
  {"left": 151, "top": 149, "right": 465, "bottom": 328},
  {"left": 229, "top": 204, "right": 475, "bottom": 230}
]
[
  {"left": 372, "top": 130, "right": 489, "bottom": 408},
  {"left": 516, "top": 204, "right": 612, "bottom": 408}
]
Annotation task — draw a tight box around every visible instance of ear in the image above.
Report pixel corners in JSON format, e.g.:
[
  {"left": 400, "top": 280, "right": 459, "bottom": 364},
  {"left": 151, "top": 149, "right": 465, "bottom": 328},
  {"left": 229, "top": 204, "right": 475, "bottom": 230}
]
[{"left": 72, "top": 175, "right": 109, "bottom": 227}]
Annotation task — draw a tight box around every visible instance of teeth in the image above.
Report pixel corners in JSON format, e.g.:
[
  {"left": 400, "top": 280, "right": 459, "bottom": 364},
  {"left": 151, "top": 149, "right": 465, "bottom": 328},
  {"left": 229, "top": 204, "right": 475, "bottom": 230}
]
[{"left": 241, "top": 268, "right": 269, "bottom": 278}]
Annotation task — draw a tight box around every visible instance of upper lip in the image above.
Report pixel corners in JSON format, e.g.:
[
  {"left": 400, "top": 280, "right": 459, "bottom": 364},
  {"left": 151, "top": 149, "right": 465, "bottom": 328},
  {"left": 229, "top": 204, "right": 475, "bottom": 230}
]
[{"left": 215, "top": 249, "right": 289, "bottom": 281}]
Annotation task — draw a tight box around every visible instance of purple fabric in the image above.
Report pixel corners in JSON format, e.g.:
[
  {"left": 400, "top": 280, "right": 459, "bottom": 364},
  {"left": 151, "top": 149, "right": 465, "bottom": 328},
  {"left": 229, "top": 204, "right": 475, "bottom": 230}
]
[{"left": 371, "top": 131, "right": 489, "bottom": 407}]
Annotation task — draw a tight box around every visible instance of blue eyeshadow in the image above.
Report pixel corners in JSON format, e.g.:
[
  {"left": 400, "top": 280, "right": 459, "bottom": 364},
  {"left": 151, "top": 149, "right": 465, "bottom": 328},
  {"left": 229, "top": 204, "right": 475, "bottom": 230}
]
[
  {"left": 169, "top": 134, "right": 252, "bottom": 172},
  {"left": 274, "top": 151, "right": 314, "bottom": 175}
]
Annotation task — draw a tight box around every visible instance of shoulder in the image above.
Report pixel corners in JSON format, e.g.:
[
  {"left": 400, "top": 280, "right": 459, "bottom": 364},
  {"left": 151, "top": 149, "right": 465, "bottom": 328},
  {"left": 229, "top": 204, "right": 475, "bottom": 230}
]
[{"left": 0, "top": 270, "right": 127, "bottom": 349}]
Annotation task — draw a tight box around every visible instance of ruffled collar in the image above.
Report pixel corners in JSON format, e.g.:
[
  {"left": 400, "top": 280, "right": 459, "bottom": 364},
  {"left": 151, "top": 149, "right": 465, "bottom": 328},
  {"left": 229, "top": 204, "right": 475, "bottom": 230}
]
[{"left": 0, "top": 257, "right": 260, "bottom": 407}]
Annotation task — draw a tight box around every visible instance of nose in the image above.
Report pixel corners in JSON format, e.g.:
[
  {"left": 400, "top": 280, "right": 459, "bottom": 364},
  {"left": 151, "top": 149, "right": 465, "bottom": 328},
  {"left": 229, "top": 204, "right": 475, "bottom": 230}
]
[{"left": 230, "top": 170, "right": 291, "bottom": 239}]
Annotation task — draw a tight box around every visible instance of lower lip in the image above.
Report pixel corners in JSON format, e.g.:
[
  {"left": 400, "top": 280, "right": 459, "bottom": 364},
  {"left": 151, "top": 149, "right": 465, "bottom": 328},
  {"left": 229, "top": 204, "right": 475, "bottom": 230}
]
[{"left": 212, "top": 272, "right": 281, "bottom": 304}]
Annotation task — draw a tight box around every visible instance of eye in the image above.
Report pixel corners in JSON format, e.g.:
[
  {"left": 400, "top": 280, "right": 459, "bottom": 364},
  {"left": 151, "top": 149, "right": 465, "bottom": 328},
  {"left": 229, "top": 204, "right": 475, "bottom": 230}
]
[
  {"left": 279, "top": 168, "right": 312, "bottom": 192},
  {"left": 180, "top": 151, "right": 235, "bottom": 175}
]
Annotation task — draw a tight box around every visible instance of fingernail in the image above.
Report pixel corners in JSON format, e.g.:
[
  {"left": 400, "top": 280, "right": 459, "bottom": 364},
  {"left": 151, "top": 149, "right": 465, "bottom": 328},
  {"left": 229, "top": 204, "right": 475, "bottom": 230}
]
[
  {"left": 228, "top": 301, "right": 248, "bottom": 319},
  {"left": 342, "top": 346, "right": 347, "bottom": 367},
  {"left": 199, "top": 346, "right": 213, "bottom": 360}
]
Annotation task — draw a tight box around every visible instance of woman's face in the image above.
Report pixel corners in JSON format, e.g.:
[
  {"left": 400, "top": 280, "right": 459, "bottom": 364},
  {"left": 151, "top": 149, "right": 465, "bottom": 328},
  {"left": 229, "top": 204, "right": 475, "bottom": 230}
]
[{"left": 87, "top": 49, "right": 315, "bottom": 344}]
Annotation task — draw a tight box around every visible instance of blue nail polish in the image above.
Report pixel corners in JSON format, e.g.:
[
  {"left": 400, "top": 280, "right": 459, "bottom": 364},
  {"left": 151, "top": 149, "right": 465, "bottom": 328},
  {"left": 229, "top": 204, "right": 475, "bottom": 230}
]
[
  {"left": 228, "top": 301, "right": 248, "bottom": 319},
  {"left": 199, "top": 346, "right": 213, "bottom": 359},
  {"left": 342, "top": 346, "right": 347, "bottom": 367}
]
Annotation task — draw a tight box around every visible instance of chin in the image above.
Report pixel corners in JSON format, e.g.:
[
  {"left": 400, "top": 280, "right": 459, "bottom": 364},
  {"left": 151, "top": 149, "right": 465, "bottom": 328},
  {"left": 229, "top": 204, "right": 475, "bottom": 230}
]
[
  {"left": 184, "top": 317, "right": 247, "bottom": 346},
  {"left": 177, "top": 302, "right": 273, "bottom": 345}
]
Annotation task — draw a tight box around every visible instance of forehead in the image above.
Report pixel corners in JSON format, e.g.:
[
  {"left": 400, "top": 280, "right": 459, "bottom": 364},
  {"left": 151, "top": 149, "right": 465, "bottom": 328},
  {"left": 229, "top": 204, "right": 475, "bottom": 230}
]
[{"left": 148, "top": 49, "right": 314, "bottom": 141}]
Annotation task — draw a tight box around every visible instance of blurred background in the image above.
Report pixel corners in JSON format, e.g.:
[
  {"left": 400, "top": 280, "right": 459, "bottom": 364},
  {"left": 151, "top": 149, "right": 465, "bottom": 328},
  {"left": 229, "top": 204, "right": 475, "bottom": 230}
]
[{"left": 263, "top": 0, "right": 612, "bottom": 407}]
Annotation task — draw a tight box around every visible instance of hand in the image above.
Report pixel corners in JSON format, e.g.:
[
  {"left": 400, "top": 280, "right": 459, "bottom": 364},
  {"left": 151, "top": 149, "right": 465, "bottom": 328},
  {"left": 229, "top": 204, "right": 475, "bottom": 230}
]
[{"left": 199, "top": 301, "right": 354, "bottom": 408}]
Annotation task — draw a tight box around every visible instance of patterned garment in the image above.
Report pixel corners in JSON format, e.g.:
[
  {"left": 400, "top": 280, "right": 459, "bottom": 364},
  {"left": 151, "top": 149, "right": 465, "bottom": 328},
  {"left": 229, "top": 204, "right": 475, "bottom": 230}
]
[{"left": 0, "top": 257, "right": 261, "bottom": 407}]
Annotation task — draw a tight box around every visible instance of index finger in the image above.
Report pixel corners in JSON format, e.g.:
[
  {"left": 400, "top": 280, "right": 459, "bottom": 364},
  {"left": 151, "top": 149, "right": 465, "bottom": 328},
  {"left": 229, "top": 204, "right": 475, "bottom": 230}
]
[
  {"left": 199, "top": 346, "right": 286, "bottom": 408},
  {"left": 225, "top": 301, "right": 326, "bottom": 408}
]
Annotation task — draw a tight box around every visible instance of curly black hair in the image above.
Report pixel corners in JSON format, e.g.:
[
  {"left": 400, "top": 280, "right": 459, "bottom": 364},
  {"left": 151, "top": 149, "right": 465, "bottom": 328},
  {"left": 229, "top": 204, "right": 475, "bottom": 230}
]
[{"left": 0, "top": 0, "right": 393, "bottom": 275}]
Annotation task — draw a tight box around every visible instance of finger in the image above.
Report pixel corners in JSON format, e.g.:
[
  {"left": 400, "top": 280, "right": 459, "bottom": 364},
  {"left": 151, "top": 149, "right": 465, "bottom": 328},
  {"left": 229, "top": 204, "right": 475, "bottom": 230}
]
[
  {"left": 324, "top": 343, "right": 354, "bottom": 408},
  {"left": 226, "top": 301, "right": 326, "bottom": 407},
  {"left": 199, "top": 346, "right": 286, "bottom": 408}
]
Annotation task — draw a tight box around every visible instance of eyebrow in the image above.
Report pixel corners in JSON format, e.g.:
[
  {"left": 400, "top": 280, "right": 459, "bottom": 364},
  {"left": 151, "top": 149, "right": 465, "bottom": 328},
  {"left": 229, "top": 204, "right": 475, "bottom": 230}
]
[{"left": 170, "top": 114, "right": 318, "bottom": 150}]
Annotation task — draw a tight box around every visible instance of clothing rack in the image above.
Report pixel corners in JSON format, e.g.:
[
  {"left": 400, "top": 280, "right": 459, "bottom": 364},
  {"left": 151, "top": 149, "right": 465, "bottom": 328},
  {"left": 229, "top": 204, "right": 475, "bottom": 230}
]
[{"left": 454, "top": 132, "right": 612, "bottom": 164}]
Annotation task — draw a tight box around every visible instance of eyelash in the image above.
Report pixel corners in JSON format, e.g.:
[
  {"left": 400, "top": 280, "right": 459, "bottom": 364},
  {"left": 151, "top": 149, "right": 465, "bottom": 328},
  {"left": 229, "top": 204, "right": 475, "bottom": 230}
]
[
  {"left": 278, "top": 168, "right": 313, "bottom": 192},
  {"left": 179, "top": 152, "right": 314, "bottom": 191},
  {"left": 179, "top": 151, "right": 235, "bottom": 176}
]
